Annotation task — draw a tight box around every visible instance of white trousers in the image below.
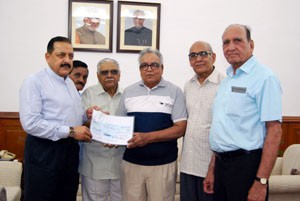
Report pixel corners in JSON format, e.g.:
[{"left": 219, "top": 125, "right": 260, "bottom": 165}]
[{"left": 81, "top": 175, "right": 122, "bottom": 201}]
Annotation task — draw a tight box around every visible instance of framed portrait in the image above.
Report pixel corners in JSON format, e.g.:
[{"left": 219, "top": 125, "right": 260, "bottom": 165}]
[
  {"left": 68, "top": 0, "right": 113, "bottom": 52},
  {"left": 116, "top": 1, "right": 161, "bottom": 53}
]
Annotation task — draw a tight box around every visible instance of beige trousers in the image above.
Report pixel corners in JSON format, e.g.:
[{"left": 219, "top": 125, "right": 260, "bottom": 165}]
[{"left": 121, "top": 160, "right": 177, "bottom": 201}]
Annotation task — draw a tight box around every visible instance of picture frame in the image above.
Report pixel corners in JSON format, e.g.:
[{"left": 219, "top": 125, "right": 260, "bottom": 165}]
[
  {"left": 68, "top": 0, "right": 113, "bottom": 52},
  {"left": 116, "top": 1, "right": 161, "bottom": 53}
]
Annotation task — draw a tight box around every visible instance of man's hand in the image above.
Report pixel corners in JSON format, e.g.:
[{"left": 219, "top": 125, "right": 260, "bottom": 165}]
[
  {"left": 127, "top": 133, "right": 149, "bottom": 148},
  {"left": 104, "top": 143, "right": 119, "bottom": 148},
  {"left": 247, "top": 181, "right": 267, "bottom": 201},
  {"left": 86, "top": 106, "right": 101, "bottom": 120},
  {"left": 72, "top": 126, "right": 92, "bottom": 142},
  {"left": 203, "top": 171, "right": 214, "bottom": 194},
  {"left": 203, "top": 154, "right": 215, "bottom": 194}
]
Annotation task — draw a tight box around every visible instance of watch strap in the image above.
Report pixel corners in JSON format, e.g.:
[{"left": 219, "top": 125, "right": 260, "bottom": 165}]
[
  {"left": 69, "top": 127, "right": 75, "bottom": 138},
  {"left": 255, "top": 176, "right": 268, "bottom": 185}
]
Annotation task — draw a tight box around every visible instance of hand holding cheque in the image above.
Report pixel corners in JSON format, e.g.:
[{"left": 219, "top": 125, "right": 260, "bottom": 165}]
[{"left": 90, "top": 110, "right": 134, "bottom": 145}]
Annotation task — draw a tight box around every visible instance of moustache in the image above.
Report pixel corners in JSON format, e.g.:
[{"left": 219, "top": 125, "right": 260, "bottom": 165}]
[
  {"left": 60, "top": 63, "right": 71, "bottom": 69},
  {"left": 105, "top": 78, "right": 115, "bottom": 82},
  {"left": 75, "top": 82, "right": 84, "bottom": 86}
]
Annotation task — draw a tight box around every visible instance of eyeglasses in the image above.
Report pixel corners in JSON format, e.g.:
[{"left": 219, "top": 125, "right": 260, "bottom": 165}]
[
  {"left": 188, "top": 51, "right": 212, "bottom": 60},
  {"left": 139, "top": 62, "right": 161, "bottom": 71},
  {"left": 98, "top": 69, "right": 119, "bottom": 76}
]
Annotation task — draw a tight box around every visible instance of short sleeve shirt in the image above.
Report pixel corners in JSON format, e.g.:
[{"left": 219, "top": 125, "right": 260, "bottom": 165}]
[{"left": 210, "top": 56, "right": 282, "bottom": 152}]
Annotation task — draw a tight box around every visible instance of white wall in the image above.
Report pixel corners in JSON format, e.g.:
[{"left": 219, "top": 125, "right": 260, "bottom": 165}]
[{"left": 0, "top": 0, "right": 299, "bottom": 116}]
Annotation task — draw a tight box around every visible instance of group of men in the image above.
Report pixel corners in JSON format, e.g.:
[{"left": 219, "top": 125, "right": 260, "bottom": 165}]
[{"left": 19, "top": 23, "right": 282, "bottom": 201}]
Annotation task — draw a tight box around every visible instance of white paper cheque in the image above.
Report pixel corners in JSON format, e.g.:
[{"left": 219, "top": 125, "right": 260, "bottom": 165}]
[{"left": 90, "top": 110, "right": 134, "bottom": 145}]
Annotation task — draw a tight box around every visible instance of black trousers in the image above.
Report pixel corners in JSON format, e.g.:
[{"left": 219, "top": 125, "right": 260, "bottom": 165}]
[
  {"left": 180, "top": 172, "right": 214, "bottom": 201},
  {"left": 24, "top": 135, "right": 79, "bottom": 201},
  {"left": 214, "top": 149, "right": 268, "bottom": 201}
]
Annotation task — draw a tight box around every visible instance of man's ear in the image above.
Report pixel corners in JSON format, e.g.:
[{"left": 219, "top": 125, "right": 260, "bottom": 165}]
[
  {"left": 250, "top": 39, "right": 254, "bottom": 51},
  {"left": 212, "top": 52, "right": 217, "bottom": 64},
  {"left": 45, "top": 52, "right": 50, "bottom": 61}
]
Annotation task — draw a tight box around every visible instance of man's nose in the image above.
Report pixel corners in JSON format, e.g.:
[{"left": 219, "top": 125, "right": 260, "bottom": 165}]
[
  {"left": 78, "top": 76, "right": 85, "bottom": 83},
  {"left": 64, "top": 56, "right": 73, "bottom": 63},
  {"left": 227, "top": 41, "right": 236, "bottom": 50}
]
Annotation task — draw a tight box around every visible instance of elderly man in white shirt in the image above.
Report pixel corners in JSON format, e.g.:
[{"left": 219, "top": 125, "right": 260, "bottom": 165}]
[{"left": 79, "top": 58, "right": 124, "bottom": 201}]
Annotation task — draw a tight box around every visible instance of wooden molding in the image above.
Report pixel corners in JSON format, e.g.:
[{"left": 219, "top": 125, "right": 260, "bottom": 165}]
[
  {"left": 0, "top": 112, "right": 19, "bottom": 119},
  {"left": 282, "top": 116, "right": 300, "bottom": 122}
]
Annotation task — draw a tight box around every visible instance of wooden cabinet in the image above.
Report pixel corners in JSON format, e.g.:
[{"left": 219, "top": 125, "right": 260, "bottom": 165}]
[
  {"left": 0, "top": 112, "right": 26, "bottom": 159},
  {"left": 0, "top": 112, "right": 300, "bottom": 158},
  {"left": 280, "top": 116, "right": 300, "bottom": 156}
]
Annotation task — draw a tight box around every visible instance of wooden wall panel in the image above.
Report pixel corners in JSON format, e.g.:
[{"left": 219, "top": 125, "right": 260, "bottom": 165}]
[
  {"left": 281, "top": 116, "right": 300, "bottom": 156},
  {"left": 0, "top": 112, "right": 300, "bottom": 159},
  {"left": 0, "top": 112, "right": 26, "bottom": 159}
]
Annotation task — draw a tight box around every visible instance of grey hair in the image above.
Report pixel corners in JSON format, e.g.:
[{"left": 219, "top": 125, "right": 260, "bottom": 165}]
[
  {"left": 138, "top": 48, "right": 164, "bottom": 65},
  {"left": 97, "top": 58, "right": 120, "bottom": 73},
  {"left": 207, "top": 43, "right": 213, "bottom": 52},
  {"left": 133, "top": 10, "right": 145, "bottom": 18},
  {"left": 190, "top": 41, "right": 213, "bottom": 53}
]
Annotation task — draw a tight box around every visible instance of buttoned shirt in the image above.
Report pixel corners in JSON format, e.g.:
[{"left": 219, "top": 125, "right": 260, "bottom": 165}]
[
  {"left": 79, "top": 83, "right": 125, "bottom": 179},
  {"left": 19, "top": 67, "right": 85, "bottom": 141},
  {"left": 210, "top": 56, "right": 282, "bottom": 152},
  {"left": 180, "top": 69, "right": 224, "bottom": 177}
]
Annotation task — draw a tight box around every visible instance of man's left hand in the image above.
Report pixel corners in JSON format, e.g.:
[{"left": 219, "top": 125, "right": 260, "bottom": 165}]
[
  {"left": 247, "top": 181, "right": 267, "bottom": 201},
  {"left": 127, "top": 133, "right": 149, "bottom": 148}
]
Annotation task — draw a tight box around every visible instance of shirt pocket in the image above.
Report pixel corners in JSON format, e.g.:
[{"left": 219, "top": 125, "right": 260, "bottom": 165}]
[{"left": 226, "top": 92, "right": 246, "bottom": 117}]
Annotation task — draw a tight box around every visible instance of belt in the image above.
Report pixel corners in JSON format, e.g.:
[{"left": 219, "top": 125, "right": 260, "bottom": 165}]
[{"left": 214, "top": 148, "right": 262, "bottom": 160}]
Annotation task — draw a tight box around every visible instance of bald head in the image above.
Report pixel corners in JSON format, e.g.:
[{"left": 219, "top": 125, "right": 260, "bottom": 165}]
[
  {"left": 222, "top": 24, "right": 254, "bottom": 70},
  {"left": 223, "top": 24, "right": 252, "bottom": 42},
  {"left": 190, "top": 41, "right": 213, "bottom": 53}
]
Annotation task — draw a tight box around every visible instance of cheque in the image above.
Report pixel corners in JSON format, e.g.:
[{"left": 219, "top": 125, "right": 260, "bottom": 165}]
[{"left": 90, "top": 110, "right": 134, "bottom": 145}]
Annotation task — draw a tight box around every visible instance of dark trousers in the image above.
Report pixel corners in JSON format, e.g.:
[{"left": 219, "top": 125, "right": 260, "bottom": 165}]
[
  {"left": 214, "top": 149, "right": 268, "bottom": 201},
  {"left": 24, "top": 135, "right": 79, "bottom": 201},
  {"left": 180, "top": 172, "right": 214, "bottom": 201}
]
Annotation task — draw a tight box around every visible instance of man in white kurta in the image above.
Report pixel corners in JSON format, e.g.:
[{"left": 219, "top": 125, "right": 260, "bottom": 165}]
[{"left": 79, "top": 58, "right": 124, "bottom": 201}]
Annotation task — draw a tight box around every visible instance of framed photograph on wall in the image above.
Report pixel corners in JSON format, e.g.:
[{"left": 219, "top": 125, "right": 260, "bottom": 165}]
[
  {"left": 116, "top": 1, "right": 161, "bottom": 53},
  {"left": 68, "top": 0, "right": 113, "bottom": 52}
]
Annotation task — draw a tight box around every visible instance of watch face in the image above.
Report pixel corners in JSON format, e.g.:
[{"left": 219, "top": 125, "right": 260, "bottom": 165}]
[
  {"left": 261, "top": 178, "right": 267, "bottom": 184},
  {"left": 255, "top": 176, "right": 268, "bottom": 185}
]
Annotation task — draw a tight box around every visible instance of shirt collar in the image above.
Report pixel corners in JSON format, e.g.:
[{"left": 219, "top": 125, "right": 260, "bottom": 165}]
[
  {"left": 226, "top": 55, "right": 257, "bottom": 77},
  {"left": 46, "top": 66, "right": 68, "bottom": 82},
  {"left": 95, "top": 82, "right": 122, "bottom": 96},
  {"left": 139, "top": 78, "right": 166, "bottom": 90},
  {"left": 191, "top": 66, "right": 222, "bottom": 85}
]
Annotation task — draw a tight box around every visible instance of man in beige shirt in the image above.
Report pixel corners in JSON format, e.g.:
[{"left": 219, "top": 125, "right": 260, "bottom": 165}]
[{"left": 180, "top": 41, "right": 224, "bottom": 201}]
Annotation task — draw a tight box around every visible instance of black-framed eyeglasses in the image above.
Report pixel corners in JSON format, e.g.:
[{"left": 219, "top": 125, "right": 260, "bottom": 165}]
[
  {"left": 188, "top": 51, "right": 212, "bottom": 60},
  {"left": 98, "top": 69, "right": 119, "bottom": 76},
  {"left": 139, "top": 62, "right": 161, "bottom": 71}
]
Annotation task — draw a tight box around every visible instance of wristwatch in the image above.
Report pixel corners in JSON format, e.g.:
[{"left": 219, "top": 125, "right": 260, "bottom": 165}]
[
  {"left": 255, "top": 176, "right": 268, "bottom": 185},
  {"left": 69, "top": 127, "right": 75, "bottom": 138}
]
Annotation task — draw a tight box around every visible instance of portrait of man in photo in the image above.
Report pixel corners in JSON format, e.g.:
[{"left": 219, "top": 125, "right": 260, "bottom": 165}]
[
  {"left": 124, "top": 10, "right": 152, "bottom": 46},
  {"left": 75, "top": 17, "right": 105, "bottom": 45}
]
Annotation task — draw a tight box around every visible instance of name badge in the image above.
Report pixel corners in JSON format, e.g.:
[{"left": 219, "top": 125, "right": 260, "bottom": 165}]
[{"left": 231, "top": 86, "right": 246, "bottom": 93}]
